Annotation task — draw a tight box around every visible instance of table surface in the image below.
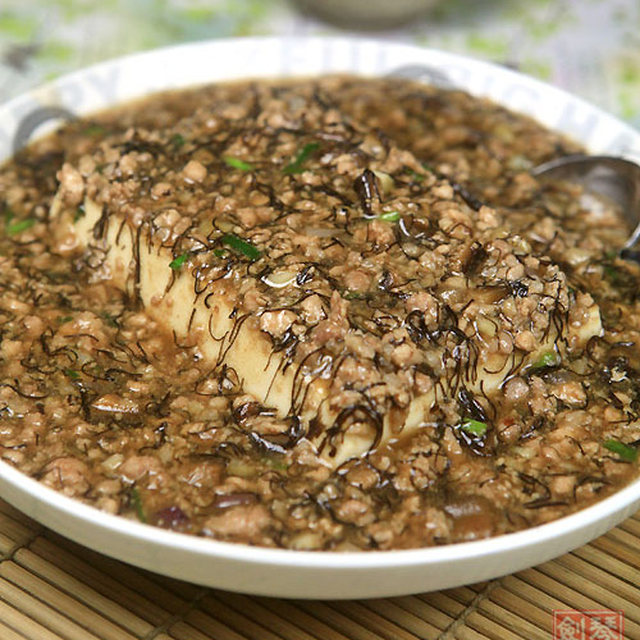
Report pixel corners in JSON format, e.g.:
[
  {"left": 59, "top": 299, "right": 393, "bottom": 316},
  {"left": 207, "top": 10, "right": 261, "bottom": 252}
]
[
  {"left": 0, "top": 498, "right": 638, "bottom": 640},
  {"left": 1, "top": 2, "right": 639, "bottom": 639}
]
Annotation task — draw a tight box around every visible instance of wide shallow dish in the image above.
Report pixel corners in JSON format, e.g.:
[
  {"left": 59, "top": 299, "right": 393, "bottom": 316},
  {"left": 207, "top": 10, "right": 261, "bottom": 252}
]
[{"left": 1, "top": 37, "right": 640, "bottom": 600}]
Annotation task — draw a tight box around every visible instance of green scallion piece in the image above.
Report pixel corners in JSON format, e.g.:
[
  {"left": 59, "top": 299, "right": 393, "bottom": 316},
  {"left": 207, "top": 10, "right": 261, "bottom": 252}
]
[
  {"left": 265, "top": 457, "right": 289, "bottom": 471},
  {"left": 603, "top": 264, "right": 621, "bottom": 284},
  {"left": 221, "top": 233, "right": 261, "bottom": 261},
  {"left": 57, "top": 316, "right": 73, "bottom": 324},
  {"left": 74, "top": 204, "right": 85, "bottom": 223},
  {"left": 531, "top": 351, "right": 558, "bottom": 369},
  {"left": 7, "top": 219, "right": 35, "bottom": 236},
  {"left": 461, "top": 419, "right": 488, "bottom": 437},
  {"left": 171, "top": 133, "right": 186, "bottom": 148},
  {"left": 100, "top": 311, "right": 118, "bottom": 328},
  {"left": 64, "top": 369, "right": 80, "bottom": 380},
  {"left": 84, "top": 123, "right": 106, "bottom": 136},
  {"left": 283, "top": 142, "right": 320, "bottom": 174},
  {"left": 603, "top": 439, "right": 638, "bottom": 462},
  {"left": 130, "top": 487, "right": 147, "bottom": 523},
  {"left": 169, "top": 252, "right": 189, "bottom": 270},
  {"left": 213, "top": 248, "right": 227, "bottom": 258},
  {"left": 343, "top": 291, "right": 368, "bottom": 301},
  {"left": 224, "top": 156, "right": 255, "bottom": 172},
  {"left": 379, "top": 211, "right": 400, "bottom": 222}
]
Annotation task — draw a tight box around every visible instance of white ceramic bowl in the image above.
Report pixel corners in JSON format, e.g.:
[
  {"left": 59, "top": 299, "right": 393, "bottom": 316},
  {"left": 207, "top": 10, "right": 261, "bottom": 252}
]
[{"left": 1, "top": 37, "right": 639, "bottom": 600}]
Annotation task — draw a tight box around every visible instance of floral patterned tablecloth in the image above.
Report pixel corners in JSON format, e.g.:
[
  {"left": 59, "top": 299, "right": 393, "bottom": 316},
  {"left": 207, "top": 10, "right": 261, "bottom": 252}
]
[{"left": 0, "top": 0, "right": 639, "bottom": 128}]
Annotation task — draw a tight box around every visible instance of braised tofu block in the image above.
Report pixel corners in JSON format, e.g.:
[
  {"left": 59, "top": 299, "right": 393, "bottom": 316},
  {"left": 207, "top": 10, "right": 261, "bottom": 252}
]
[{"left": 51, "top": 78, "right": 602, "bottom": 466}]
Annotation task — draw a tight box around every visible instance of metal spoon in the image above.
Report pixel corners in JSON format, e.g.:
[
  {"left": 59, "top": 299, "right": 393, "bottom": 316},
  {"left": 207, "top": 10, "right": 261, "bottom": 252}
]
[{"left": 532, "top": 154, "right": 640, "bottom": 254}]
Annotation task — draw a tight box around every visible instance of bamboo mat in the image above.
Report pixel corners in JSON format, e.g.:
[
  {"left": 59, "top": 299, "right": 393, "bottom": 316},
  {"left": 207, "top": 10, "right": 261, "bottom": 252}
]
[{"left": 0, "top": 499, "right": 637, "bottom": 640}]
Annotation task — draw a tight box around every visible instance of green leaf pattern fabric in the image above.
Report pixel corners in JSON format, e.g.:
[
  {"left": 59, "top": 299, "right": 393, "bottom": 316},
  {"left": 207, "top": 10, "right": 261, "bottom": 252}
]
[{"left": 0, "top": 0, "right": 638, "bottom": 127}]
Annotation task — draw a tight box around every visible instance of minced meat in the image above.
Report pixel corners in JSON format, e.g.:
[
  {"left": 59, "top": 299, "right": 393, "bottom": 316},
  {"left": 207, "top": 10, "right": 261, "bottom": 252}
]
[{"left": 0, "top": 75, "right": 638, "bottom": 550}]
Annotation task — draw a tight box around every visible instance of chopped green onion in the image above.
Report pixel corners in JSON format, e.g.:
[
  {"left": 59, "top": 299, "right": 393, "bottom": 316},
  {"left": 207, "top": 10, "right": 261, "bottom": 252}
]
[
  {"left": 56, "top": 316, "right": 73, "bottom": 324},
  {"left": 171, "top": 133, "right": 186, "bottom": 148},
  {"left": 64, "top": 369, "right": 80, "bottom": 380},
  {"left": 74, "top": 204, "right": 85, "bottom": 223},
  {"left": 531, "top": 351, "right": 558, "bottom": 369},
  {"left": 603, "top": 439, "right": 637, "bottom": 462},
  {"left": 169, "top": 252, "right": 190, "bottom": 270},
  {"left": 221, "top": 233, "right": 261, "bottom": 261},
  {"left": 408, "top": 170, "right": 425, "bottom": 182},
  {"left": 378, "top": 210, "right": 400, "bottom": 222},
  {"left": 461, "top": 419, "right": 488, "bottom": 437},
  {"left": 83, "top": 123, "right": 106, "bottom": 136},
  {"left": 213, "top": 248, "right": 227, "bottom": 258},
  {"left": 603, "top": 265, "right": 621, "bottom": 284},
  {"left": 224, "top": 156, "right": 255, "bottom": 172},
  {"left": 100, "top": 311, "right": 119, "bottom": 328},
  {"left": 265, "top": 457, "right": 289, "bottom": 471},
  {"left": 343, "top": 291, "right": 368, "bottom": 301},
  {"left": 130, "top": 487, "right": 147, "bottom": 523},
  {"left": 7, "top": 219, "right": 35, "bottom": 236},
  {"left": 283, "top": 142, "right": 320, "bottom": 174}
]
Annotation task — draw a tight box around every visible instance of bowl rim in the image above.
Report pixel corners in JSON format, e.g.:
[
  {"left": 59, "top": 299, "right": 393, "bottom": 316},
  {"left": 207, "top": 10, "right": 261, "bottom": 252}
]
[
  {"left": 0, "top": 34, "right": 639, "bottom": 576},
  {"left": 1, "top": 454, "right": 640, "bottom": 569}
]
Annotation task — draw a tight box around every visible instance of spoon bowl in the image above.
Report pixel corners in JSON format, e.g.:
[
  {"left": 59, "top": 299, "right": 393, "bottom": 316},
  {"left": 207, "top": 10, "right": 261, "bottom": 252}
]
[{"left": 532, "top": 154, "right": 640, "bottom": 251}]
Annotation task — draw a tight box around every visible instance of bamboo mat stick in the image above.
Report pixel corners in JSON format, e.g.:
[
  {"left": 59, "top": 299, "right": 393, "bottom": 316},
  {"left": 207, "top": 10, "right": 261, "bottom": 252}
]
[
  {"left": 517, "top": 566, "right": 606, "bottom": 609},
  {"left": 32, "top": 535, "right": 193, "bottom": 621},
  {"left": 483, "top": 585, "right": 550, "bottom": 634},
  {"left": 478, "top": 588, "right": 548, "bottom": 640},
  {"left": 0, "top": 561, "right": 138, "bottom": 640},
  {"left": 325, "top": 599, "right": 423, "bottom": 640},
  {"left": 537, "top": 559, "right": 640, "bottom": 618},
  {"left": 213, "top": 591, "right": 325, "bottom": 640},
  {"left": 572, "top": 544, "right": 640, "bottom": 586},
  {"left": 181, "top": 608, "right": 262, "bottom": 640},
  {"left": 0, "top": 513, "right": 37, "bottom": 553},
  {"left": 453, "top": 626, "right": 498, "bottom": 640},
  {"left": 168, "top": 619, "right": 242, "bottom": 640},
  {"left": 0, "top": 619, "right": 32, "bottom": 640},
  {"left": 461, "top": 608, "right": 530, "bottom": 640},
  {"left": 390, "top": 594, "right": 456, "bottom": 630},
  {"left": 590, "top": 535, "right": 640, "bottom": 570},
  {"left": 618, "top": 517, "right": 640, "bottom": 537},
  {"left": 296, "top": 599, "right": 414, "bottom": 640},
  {"left": 0, "top": 574, "right": 105, "bottom": 640},
  {"left": 418, "top": 591, "right": 469, "bottom": 619},
  {"left": 13, "top": 547, "right": 154, "bottom": 637},
  {"left": 256, "top": 598, "right": 354, "bottom": 640},
  {"left": 554, "top": 553, "right": 640, "bottom": 613},
  {"left": 596, "top": 527, "right": 640, "bottom": 560},
  {"left": 0, "top": 597, "right": 64, "bottom": 640},
  {"left": 360, "top": 598, "right": 443, "bottom": 638},
  {"left": 0, "top": 531, "right": 19, "bottom": 557},
  {"left": 500, "top": 574, "right": 576, "bottom": 616},
  {"left": 196, "top": 593, "right": 285, "bottom": 640}
]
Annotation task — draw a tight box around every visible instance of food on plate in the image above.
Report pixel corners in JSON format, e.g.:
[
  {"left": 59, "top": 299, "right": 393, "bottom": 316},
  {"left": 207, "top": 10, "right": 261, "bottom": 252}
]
[{"left": 0, "top": 76, "right": 638, "bottom": 550}]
